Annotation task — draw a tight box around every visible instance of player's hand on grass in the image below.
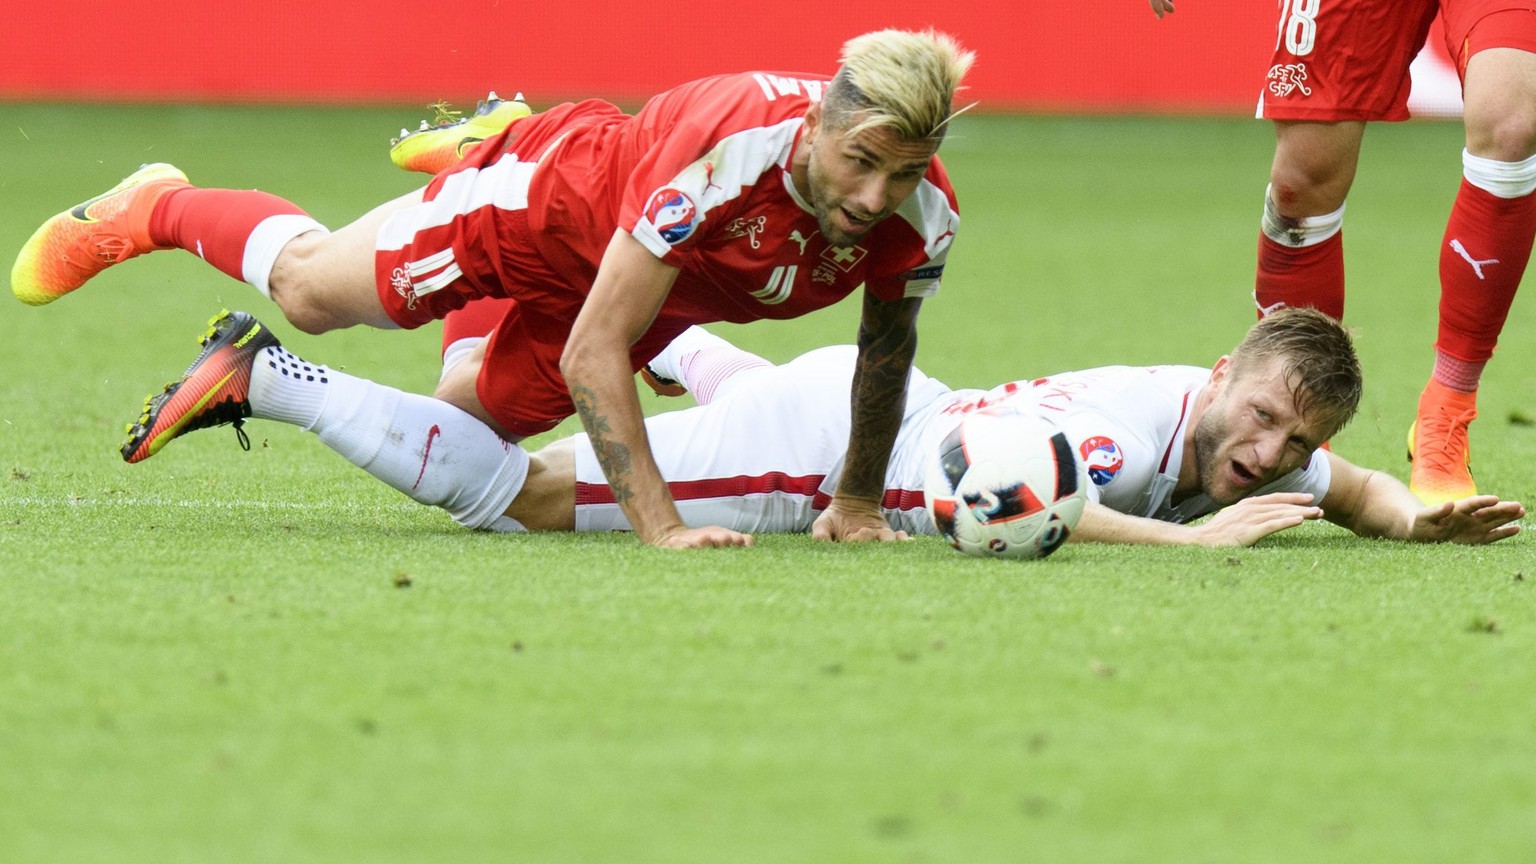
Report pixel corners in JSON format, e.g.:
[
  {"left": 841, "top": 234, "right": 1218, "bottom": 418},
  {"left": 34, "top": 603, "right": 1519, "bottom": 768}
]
[
  {"left": 812, "top": 496, "right": 910, "bottom": 543},
  {"left": 651, "top": 525, "right": 755, "bottom": 549},
  {"left": 1407, "top": 496, "right": 1525, "bottom": 545},
  {"left": 1148, "top": 0, "right": 1175, "bottom": 18},
  {"left": 1194, "top": 492, "right": 1323, "bottom": 546}
]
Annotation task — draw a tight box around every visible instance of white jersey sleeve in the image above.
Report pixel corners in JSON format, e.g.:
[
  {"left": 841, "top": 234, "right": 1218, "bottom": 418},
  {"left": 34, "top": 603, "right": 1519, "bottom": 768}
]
[{"left": 919, "top": 365, "right": 1211, "bottom": 519}]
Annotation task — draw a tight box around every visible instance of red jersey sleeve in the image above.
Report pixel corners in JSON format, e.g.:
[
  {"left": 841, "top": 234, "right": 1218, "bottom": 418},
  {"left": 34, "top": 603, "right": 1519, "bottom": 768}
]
[{"left": 617, "top": 73, "right": 825, "bottom": 261}]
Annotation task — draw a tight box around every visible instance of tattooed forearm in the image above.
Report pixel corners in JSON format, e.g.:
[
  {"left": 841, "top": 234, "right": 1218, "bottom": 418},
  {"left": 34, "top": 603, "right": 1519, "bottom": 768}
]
[
  {"left": 842, "top": 295, "right": 921, "bottom": 500},
  {"left": 571, "top": 383, "right": 634, "bottom": 505}
]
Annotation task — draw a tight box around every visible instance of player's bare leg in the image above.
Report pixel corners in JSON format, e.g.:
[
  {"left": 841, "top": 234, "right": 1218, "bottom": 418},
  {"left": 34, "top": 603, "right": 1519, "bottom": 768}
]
[
  {"left": 1412, "top": 46, "right": 1536, "bottom": 504},
  {"left": 504, "top": 439, "right": 578, "bottom": 531},
  {"left": 266, "top": 187, "right": 425, "bottom": 333},
  {"left": 1255, "top": 120, "right": 1366, "bottom": 319}
]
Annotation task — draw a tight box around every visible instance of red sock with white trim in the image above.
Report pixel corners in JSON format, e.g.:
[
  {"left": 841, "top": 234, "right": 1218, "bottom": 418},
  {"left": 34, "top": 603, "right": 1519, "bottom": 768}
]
[
  {"left": 149, "top": 187, "right": 326, "bottom": 297},
  {"left": 1434, "top": 150, "right": 1536, "bottom": 387},
  {"left": 1254, "top": 185, "right": 1346, "bottom": 319}
]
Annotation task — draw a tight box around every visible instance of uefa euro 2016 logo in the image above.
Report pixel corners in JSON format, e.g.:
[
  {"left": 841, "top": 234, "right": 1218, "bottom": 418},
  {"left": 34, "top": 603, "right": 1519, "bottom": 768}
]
[
  {"left": 1078, "top": 436, "right": 1124, "bottom": 487},
  {"left": 644, "top": 187, "right": 699, "bottom": 245}
]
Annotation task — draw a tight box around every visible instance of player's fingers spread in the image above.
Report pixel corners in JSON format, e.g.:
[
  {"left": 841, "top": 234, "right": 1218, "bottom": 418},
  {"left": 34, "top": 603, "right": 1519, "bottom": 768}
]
[{"left": 1479, "top": 501, "right": 1525, "bottom": 518}]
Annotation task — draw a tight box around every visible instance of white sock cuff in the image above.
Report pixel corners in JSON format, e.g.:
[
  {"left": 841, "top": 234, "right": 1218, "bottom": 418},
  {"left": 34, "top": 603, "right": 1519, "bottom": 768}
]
[
  {"left": 1261, "top": 184, "right": 1345, "bottom": 248},
  {"left": 441, "top": 336, "right": 485, "bottom": 383},
  {"left": 449, "top": 443, "right": 530, "bottom": 531},
  {"left": 1462, "top": 149, "right": 1536, "bottom": 199},
  {"left": 645, "top": 325, "right": 732, "bottom": 384},
  {"left": 686, "top": 352, "right": 774, "bottom": 405},
  {"left": 484, "top": 515, "right": 529, "bottom": 533},
  {"left": 243, "top": 214, "right": 328, "bottom": 298},
  {"left": 248, "top": 346, "right": 335, "bottom": 429}
]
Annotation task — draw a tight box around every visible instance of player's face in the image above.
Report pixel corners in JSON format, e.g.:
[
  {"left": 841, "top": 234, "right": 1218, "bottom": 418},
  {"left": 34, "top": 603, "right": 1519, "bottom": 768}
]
[
  {"left": 1192, "top": 357, "right": 1328, "bottom": 506},
  {"left": 801, "top": 107, "right": 939, "bottom": 247}
]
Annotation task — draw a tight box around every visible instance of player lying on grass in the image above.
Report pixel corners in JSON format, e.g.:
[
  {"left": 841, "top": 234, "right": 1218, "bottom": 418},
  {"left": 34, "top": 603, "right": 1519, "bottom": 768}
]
[
  {"left": 127, "top": 304, "right": 1522, "bottom": 546},
  {"left": 11, "top": 30, "right": 971, "bottom": 549}
]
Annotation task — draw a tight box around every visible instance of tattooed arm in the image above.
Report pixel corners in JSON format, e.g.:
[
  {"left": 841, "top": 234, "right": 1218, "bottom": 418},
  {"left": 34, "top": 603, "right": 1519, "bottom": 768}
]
[
  {"left": 562, "top": 230, "right": 754, "bottom": 548},
  {"left": 811, "top": 290, "right": 922, "bottom": 543}
]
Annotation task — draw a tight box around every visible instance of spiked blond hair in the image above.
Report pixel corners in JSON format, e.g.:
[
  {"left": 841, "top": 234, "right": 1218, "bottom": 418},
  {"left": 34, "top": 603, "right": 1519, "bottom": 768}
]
[{"left": 824, "top": 29, "right": 975, "bottom": 142}]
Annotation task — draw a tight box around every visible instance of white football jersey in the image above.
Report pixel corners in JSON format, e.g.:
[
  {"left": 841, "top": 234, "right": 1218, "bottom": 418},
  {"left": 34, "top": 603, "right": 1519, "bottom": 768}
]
[
  {"left": 570, "top": 350, "right": 1333, "bottom": 534},
  {"left": 904, "top": 364, "right": 1332, "bottom": 524}
]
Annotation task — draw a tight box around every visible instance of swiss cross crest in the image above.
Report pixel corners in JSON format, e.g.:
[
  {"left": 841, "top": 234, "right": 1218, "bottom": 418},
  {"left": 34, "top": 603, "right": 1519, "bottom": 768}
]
[
  {"left": 821, "top": 245, "right": 867, "bottom": 273},
  {"left": 1266, "top": 63, "right": 1312, "bottom": 98}
]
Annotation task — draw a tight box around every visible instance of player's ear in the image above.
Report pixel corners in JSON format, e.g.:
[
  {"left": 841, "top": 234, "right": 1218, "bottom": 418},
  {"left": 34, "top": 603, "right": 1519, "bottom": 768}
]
[
  {"left": 803, "top": 101, "right": 823, "bottom": 140},
  {"left": 1209, "top": 355, "right": 1232, "bottom": 386}
]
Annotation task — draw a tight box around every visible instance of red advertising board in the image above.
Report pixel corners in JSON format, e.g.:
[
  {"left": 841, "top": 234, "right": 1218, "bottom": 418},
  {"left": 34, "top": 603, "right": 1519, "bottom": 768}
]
[{"left": 2, "top": 2, "right": 1461, "bottom": 115}]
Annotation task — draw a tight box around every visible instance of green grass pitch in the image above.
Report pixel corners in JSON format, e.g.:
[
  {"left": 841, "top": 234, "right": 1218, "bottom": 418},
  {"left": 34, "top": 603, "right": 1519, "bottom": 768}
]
[{"left": 1, "top": 104, "right": 1533, "bottom": 863}]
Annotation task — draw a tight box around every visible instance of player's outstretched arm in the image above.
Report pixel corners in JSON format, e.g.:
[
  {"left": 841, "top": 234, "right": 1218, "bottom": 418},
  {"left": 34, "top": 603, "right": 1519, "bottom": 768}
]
[
  {"left": 1074, "top": 494, "right": 1323, "bottom": 546},
  {"left": 813, "top": 292, "right": 921, "bottom": 543},
  {"left": 1320, "top": 452, "right": 1524, "bottom": 544},
  {"left": 1148, "top": 0, "right": 1176, "bottom": 18},
  {"left": 562, "top": 230, "right": 753, "bottom": 549}
]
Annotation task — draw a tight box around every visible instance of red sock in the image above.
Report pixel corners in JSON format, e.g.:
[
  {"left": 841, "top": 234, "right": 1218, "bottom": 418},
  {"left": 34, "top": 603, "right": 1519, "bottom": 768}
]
[
  {"left": 1436, "top": 180, "right": 1536, "bottom": 378},
  {"left": 442, "top": 297, "right": 516, "bottom": 358},
  {"left": 1255, "top": 230, "right": 1345, "bottom": 319},
  {"left": 148, "top": 188, "right": 311, "bottom": 283}
]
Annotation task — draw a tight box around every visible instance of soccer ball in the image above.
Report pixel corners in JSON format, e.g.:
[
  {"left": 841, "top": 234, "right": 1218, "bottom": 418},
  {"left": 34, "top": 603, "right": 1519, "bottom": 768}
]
[{"left": 924, "top": 408, "right": 1089, "bottom": 559}]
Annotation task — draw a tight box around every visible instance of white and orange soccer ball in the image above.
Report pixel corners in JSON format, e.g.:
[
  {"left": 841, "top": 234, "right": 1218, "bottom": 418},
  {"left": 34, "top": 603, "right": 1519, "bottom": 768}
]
[{"left": 924, "top": 408, "right": 1089, "bottom": 560}]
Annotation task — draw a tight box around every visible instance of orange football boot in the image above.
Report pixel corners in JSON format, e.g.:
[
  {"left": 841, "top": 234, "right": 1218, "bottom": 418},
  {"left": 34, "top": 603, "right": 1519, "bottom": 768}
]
[
  {"left": 1407, "top": 379, "right": 1478, "bottom": 506},
  {"left": 11, "top": 163, "right": 189, "bottom": 305}
]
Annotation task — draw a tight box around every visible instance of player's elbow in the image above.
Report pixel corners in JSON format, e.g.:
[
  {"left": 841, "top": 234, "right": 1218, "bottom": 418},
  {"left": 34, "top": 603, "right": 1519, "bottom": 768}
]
[{"left": 558, "top": 334, "right": 596, "bottom": 383}]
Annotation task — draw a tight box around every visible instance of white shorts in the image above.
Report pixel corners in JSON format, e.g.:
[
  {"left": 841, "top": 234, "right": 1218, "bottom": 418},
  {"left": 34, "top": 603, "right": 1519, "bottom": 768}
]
[{"left": 571, "top": 346, "right": 953, "bottom": 534}]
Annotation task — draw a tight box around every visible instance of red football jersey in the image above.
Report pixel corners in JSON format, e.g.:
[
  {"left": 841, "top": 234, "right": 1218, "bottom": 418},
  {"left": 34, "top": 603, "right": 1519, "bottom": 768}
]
[
  {"left": 502, "top": 72, "right": 959, "bottom": 320},
  {"left": 392, "top": 72, "right": 961, "bottom": 435}
]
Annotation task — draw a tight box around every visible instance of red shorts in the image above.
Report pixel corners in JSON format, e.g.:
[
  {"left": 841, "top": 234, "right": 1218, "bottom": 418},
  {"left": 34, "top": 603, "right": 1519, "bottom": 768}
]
[
  {"left": 469, "top": 297, "right": 688, "bottom": 438},
  {"left": 373, "top": 150, "right": 595, "bottom": 437},
  {"left": 374, "top": 157, "right": 689, "bottom": 438},
  {"left": 1260, "top": 0, "right": 1536, "bottom": 122}
]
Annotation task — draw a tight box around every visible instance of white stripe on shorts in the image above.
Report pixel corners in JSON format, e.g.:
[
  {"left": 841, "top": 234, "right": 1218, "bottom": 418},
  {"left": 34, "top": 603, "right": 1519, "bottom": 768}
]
[{"left": 377, "top": 155, "right": 539, "bottom": 252}]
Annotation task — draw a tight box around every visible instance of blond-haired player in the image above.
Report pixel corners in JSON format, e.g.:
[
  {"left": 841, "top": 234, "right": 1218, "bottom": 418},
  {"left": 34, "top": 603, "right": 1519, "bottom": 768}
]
[{"left": 12, "top": 30, "right": 973, "bottom": 550}]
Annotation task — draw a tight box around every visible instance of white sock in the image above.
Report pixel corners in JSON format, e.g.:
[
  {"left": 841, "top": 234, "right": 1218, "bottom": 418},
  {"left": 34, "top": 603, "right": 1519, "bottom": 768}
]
[
  {"left": 440, "top": 336, "right": 485, "bottom": 383},
  {"left": 241, "top": 215, "right": 329, "bottom": 298},
  {"left": 1260, "top": 183, "right": 1345, "bottom": 248},
  {"left": 248, "top": 346, "right": 528, "bottom": 530},
  {"left": 1463, "top": 149, "right": 1536, "bottom": 199},
  {"left": 646, "top": 326, "right": 772, "bottom": 405}
]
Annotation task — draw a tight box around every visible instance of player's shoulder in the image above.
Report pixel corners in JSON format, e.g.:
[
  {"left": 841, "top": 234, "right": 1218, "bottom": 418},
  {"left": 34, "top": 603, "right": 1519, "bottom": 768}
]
[
  {"left": 1041, "top": 364, "right": 1207, "bottom": 397},
  {"left": 646, "top": 71, "right": 829, "bottom": 127}
]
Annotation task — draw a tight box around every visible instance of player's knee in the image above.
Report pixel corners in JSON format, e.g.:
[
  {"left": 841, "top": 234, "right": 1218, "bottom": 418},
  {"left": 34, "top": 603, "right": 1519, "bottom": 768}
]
[
  {"left": 1268, "top": 163, "right": 1350, "bottom": 216},
  {"left": 1466, "top": 110, "right": 1536, "bottom": 162},
  {"left": 271, "top": 294, "right": 345, "bottom": 335}
]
